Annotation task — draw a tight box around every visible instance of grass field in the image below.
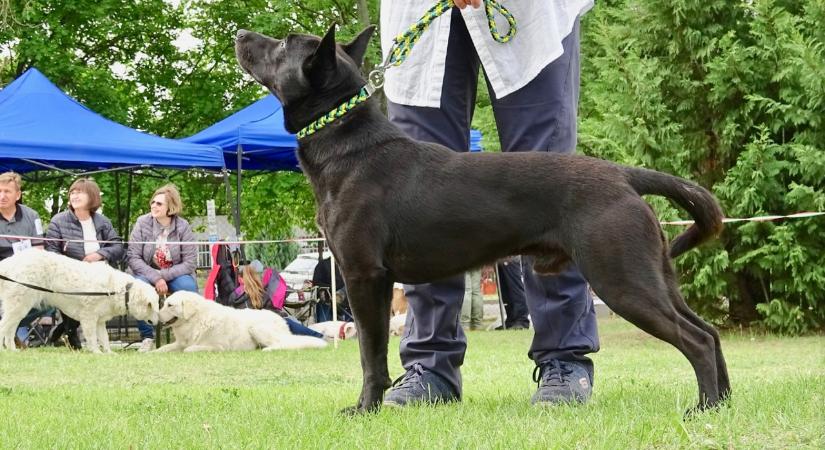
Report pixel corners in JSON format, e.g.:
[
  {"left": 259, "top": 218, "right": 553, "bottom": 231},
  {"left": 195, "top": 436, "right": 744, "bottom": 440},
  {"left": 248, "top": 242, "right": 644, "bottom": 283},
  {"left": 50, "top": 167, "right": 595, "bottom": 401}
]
[{"left": 0, "top": 317, "right": 822, "bottom": 449}]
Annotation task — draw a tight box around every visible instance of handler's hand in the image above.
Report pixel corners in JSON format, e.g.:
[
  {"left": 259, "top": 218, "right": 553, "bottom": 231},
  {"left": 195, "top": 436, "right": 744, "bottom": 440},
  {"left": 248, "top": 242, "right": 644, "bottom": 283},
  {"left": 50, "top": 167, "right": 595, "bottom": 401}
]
[
  {"left": 83, "top": 252, "right": 104, "bottom": 262},
  {"left": 154, "top": 279, "right": 169, "bottom": 295},
  {"left": 454, "top": 0, "right": 482, "bottom": 9}
]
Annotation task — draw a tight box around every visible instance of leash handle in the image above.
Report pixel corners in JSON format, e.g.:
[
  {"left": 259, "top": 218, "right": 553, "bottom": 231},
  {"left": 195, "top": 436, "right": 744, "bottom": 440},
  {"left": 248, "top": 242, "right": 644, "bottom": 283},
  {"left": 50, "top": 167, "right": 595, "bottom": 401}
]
[
  {"left": 369, "top": 0, "right": 516, "bottom": 93},
  {"left": 483, "top": 0, "right": 516, "bottom": 44}
]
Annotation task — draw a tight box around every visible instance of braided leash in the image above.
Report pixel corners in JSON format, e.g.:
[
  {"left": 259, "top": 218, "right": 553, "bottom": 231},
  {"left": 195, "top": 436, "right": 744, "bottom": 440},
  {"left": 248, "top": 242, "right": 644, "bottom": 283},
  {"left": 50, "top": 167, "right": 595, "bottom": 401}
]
[
  {"left": 297, "top": 0, "right": 516, "bottom": 140},
  {"left": 385, "top": 0, "right": 515, "bottom": 69}
]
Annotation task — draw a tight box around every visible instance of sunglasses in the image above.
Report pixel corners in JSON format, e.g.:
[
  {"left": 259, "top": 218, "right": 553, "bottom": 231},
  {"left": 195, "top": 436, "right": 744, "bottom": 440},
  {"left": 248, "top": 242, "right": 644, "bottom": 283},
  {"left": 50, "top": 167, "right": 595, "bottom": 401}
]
[{"left": 150, "top": 200, "right": 165, "bottom": 206}]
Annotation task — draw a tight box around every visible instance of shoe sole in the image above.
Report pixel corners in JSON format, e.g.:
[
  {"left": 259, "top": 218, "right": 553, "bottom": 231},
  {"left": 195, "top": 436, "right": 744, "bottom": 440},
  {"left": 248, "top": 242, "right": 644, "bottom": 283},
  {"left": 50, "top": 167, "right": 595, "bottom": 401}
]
[{"left": 383, "top": 397, "right": 460, "bottom": 408}]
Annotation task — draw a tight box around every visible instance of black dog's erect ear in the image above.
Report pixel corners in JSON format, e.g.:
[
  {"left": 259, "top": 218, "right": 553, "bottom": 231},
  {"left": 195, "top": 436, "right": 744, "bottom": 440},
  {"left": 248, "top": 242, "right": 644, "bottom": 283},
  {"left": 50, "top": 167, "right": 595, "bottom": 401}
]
[
  {"left": 306, "top": 24, "right": 339, "bottom": 86},
  {"left": 342, "top": 25, "right": 376, "bottom": 68}
]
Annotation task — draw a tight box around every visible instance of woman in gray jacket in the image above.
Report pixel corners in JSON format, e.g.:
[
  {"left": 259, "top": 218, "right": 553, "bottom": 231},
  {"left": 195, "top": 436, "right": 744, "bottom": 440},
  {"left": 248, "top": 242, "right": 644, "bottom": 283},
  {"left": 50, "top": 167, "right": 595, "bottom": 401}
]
[
  {"left": 127, "top": 183, "right": 197, "bottom": 351},
  {"left": 45, "top": 178, "right": 125, "bottom": 349}
]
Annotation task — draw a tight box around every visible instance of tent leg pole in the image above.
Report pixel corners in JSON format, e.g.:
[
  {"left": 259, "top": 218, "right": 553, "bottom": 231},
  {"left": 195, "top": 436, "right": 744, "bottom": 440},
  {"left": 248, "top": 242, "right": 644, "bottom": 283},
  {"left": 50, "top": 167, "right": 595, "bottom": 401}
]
[
  {"left": 235, "top": 144, "right": 243, "bottom": 236},
  {"left": 222, "top": 170, "right": 236, "bottom": 234}
]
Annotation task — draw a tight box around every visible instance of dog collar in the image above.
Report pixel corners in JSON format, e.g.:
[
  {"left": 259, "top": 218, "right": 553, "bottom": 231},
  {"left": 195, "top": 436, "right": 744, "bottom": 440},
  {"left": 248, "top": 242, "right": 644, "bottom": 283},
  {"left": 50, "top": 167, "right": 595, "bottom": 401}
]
[{"left": 296, "top": 85, "right": 372, "bottom": 140}]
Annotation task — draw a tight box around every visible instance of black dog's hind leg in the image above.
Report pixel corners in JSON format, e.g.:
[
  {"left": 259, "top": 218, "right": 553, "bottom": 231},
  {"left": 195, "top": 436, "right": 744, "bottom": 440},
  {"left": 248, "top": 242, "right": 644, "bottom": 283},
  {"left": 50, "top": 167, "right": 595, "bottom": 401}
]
[
  {"left": 583, "top": 241, "right": 722, "bottom": 415},
  {"left": 663, "top": 262, "right": 730, "bottom": 403},
  {"left": 341, "top": 270, "right": 394, "bottom": 414},
  {"left": 599, "top": 277, "right": 721, "bottom": 414}
]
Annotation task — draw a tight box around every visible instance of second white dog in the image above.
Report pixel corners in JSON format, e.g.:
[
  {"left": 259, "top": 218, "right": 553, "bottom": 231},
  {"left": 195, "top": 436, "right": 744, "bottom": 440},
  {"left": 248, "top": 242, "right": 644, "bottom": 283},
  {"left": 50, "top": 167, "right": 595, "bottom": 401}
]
[{"left": 155, "top": 291, "right": 327, "bottom": 352}]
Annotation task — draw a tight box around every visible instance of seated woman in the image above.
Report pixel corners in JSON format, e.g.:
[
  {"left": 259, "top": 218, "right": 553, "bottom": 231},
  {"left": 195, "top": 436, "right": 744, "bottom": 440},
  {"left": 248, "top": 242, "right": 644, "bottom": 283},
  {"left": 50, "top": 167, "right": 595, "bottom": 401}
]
[
  {"left": 127, "top": 184, "right": 198, "bottom": 351},
  {"left": 45, "top": 178, "right": 125, "bottom": 349},
  {"left": 230, "top": 260, "right": 325, "bottom": 339}
]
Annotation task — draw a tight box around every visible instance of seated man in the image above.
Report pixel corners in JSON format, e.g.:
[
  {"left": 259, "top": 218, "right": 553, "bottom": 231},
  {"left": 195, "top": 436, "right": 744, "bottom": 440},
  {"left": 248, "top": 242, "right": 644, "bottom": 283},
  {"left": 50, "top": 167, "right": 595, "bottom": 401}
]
[
  {"left": 310, "top": 257, "right": 353, "bottom": 322},
  {"left": 0, "top": 172, "right": 46, "bottom": 348}
]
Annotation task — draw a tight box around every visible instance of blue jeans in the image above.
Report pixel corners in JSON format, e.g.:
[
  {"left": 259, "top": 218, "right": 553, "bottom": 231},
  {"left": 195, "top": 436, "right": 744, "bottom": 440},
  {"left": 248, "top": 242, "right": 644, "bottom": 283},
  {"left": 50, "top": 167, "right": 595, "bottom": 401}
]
[
  {"left": 285, "top": 317, "right": 324, "bottom": 339},
  {"left": 315, "top": 300, "right": 354, "bottom": 323},
  {"left": 135, "top": 274, "right": 198, "bottom": 339}
]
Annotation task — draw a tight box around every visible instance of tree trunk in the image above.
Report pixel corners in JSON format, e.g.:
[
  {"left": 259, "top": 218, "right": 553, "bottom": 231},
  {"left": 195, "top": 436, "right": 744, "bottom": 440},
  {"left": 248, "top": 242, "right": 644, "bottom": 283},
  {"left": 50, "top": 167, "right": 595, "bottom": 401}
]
[
  {"left": 730, "top": 272, "right": 761, "bottom": 325},
  {"left": 356, "top": 0, "right": 370, "bottom": 28}
]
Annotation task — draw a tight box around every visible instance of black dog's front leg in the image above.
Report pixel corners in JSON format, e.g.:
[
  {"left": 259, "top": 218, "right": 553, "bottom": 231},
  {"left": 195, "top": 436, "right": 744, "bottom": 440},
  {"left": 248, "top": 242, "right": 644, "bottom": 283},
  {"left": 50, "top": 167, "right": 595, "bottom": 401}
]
[{"left": 341, "top": 273, "right": 393, "bottom": 414}]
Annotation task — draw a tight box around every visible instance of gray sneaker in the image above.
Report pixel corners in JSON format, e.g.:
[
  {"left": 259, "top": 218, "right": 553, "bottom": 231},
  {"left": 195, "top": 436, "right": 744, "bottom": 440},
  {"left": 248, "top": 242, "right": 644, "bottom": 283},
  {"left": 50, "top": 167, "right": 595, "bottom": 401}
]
[
  {"left": 383, "top": 364, "right": 459, "bottom": 407},
  {"left": 531, "top": 359, "right": 593, "bottom": 405}
]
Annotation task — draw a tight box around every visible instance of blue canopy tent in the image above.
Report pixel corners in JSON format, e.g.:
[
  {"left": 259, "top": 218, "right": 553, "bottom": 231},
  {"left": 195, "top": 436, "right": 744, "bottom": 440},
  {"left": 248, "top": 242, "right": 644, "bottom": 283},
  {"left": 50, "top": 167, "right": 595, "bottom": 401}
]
[
  {"left": 182, "top": 94, "right": 483, "bottom": 170},
  {"left": 0, "top": 67, "right": 227, "bottom": 240},
  {"left": 0, "top": 68, "right": 225, "bottom": 174},
  {"left": 182, "top": 94, "right": 299, "bottom": 171},
  {"left": 182, "top": 93, "right": 483, "bottom": 231}
]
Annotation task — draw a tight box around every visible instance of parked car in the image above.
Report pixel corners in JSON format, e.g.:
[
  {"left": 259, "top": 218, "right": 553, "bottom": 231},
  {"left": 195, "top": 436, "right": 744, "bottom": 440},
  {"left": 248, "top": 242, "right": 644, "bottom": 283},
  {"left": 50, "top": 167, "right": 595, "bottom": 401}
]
[{"left": 280, "top": 251, "right": 331, "bottom": 289}]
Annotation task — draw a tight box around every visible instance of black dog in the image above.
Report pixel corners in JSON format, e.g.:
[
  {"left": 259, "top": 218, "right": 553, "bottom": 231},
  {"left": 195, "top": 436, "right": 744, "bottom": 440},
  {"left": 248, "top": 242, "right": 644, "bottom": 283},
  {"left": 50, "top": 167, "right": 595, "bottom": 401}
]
[{"left": 235, "top": 25, "right": 729, "bottom": 414}]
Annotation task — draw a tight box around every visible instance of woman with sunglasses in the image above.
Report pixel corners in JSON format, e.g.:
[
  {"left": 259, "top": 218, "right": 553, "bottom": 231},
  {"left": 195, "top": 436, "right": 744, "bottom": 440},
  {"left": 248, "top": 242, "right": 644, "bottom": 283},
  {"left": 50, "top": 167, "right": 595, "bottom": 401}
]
[{"left": 127, "top": 183, "right": 197, "bottom": 351}]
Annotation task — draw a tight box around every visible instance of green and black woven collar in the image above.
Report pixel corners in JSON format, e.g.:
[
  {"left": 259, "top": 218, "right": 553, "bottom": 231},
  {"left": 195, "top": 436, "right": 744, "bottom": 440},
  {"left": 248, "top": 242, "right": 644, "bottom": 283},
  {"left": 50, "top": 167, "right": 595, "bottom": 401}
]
[{"left": 296, "top": 86, "right": 372, "bottom": 140}]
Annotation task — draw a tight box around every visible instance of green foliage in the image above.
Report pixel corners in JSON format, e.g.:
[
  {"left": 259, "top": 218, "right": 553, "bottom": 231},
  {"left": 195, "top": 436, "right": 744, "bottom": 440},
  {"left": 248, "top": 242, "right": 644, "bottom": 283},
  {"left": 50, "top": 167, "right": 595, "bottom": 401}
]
[
  {"left": 471, "top": 72, "right": 501, "bottom": 152},
  {"left": 756, "top": 298, "right": 816, "bottom": 335},
  {"left": 2, "top": 1, "right": 381, "bottom": 249},
  {"left": 245, "top": 237, "right": 299, "bottom": 270},
  {"left": 579, "top": 0, "right": 825, "bottom": 333}
]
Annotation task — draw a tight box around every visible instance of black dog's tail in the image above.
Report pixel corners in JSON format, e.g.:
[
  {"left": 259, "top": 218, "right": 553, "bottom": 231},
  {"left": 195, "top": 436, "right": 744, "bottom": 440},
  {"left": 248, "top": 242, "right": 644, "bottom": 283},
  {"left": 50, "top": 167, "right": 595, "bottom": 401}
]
[{"left": 623, "top": 167, "right": 724, "bottom": 258}]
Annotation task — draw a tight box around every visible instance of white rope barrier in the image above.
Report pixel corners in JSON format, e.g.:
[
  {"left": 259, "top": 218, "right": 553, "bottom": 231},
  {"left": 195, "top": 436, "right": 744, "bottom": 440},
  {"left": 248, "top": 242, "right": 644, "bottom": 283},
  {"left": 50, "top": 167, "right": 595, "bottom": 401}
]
[
  {"left": 1, "top": 211, "right": 822, "bottom": 245},
  {"left": 660, "top": 211, "right": 824, "bottom": 226}
]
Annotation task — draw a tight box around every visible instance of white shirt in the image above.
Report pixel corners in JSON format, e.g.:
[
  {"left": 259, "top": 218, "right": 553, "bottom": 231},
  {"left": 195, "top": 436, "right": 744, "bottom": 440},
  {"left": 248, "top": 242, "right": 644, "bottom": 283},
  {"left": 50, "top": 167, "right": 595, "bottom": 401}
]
[
  {"left": 380, "top": 0, "right": 594, "bottom": 107},
  {"left": 79, "top": 217, "right": 100, "bottom": 256}
]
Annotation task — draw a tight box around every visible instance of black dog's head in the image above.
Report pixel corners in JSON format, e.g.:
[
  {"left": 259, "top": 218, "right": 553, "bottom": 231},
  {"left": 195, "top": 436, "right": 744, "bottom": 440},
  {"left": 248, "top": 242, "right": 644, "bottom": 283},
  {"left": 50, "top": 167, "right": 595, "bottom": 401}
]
[{"left": 235, "top": 25, "right": 375, "bottom": 133}]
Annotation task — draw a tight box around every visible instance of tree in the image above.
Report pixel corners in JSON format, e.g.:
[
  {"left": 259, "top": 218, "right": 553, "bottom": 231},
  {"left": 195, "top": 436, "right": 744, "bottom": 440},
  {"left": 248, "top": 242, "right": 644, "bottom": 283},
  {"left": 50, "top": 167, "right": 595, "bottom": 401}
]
[
  {"left": 578, "top": 0, "right": 824, "bottom": 333},
  {"left": 2, "top": 0, "right": 380, "bottom": 256}
]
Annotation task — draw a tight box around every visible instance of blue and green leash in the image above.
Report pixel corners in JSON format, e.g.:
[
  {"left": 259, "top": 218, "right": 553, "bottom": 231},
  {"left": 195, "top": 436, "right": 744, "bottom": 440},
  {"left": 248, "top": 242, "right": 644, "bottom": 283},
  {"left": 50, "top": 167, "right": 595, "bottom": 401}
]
[{"left": 297, "top": 0, "right": 516, "bottom": 140}]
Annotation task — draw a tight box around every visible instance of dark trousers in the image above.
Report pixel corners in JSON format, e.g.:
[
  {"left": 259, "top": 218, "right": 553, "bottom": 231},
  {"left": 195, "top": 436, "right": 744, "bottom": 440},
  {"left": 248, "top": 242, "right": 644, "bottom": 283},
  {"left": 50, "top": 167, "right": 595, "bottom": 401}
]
[
  {"left": 498, "top": 259, "right": 529, "bottom": 328},
  {"left": 388, "top": 11, "right": 598, "bottom": 395},
  {"left": 49, "top": 313, "right": 81, "bottom": 349}
]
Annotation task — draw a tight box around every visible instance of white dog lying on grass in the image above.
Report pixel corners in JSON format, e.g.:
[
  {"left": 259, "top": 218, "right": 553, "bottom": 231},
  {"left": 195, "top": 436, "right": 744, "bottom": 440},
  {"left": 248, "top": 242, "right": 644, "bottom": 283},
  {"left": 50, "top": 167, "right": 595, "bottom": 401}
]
[
  {"left": 0, "top": 249, "right": 160, "bottom": 353},
  {"left": 155, "top": 291, "right": 327, "bottom": 352}
]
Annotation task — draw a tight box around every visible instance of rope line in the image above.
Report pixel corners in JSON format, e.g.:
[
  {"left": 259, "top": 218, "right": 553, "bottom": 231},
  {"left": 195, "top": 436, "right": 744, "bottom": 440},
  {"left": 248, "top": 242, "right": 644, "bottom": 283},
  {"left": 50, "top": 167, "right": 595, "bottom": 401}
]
[{"left": 1, "top": 212, "right": 821, "bottom": 246}]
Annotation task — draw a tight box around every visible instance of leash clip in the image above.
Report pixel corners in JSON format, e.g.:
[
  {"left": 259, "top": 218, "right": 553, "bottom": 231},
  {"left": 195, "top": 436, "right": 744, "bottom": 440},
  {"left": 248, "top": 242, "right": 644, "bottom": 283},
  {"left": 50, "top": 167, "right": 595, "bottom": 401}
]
[{"left": 366, "top": 67, "right": 385, "bottom": 95}]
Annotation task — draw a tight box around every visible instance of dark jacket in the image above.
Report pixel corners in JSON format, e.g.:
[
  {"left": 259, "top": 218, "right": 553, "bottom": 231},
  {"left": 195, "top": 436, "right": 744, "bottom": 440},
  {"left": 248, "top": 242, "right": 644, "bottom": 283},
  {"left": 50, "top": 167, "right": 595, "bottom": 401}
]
[
  {"left": 44, "top": 210, "right": 125, "bottom": 264},
  {"left": 127, "top": 213, "right": 196, "bottom": 284}
]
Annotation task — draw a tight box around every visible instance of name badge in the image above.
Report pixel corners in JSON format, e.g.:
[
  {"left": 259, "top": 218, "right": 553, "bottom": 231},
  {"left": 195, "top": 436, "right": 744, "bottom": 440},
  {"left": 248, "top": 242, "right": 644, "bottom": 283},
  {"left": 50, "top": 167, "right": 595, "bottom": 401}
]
[
  {"left": 34, "top": 218, "right": 44, "bottom": 235},
  {"left": 12, "top": 239, "right": 32, "bottom": 254}
]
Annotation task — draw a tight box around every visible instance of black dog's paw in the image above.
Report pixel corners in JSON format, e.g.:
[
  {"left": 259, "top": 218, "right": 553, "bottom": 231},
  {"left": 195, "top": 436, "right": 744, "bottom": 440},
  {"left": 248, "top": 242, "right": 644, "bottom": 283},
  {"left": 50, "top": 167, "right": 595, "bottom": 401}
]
[
  {"left": 339, "top": 404, "right": 381, "bottom": 416},
  {"left": 683, "top": 399, "right": 727, "bottom": 420},
  {"left": 339, "top": 405, "right": 361, "bottom": 416}
]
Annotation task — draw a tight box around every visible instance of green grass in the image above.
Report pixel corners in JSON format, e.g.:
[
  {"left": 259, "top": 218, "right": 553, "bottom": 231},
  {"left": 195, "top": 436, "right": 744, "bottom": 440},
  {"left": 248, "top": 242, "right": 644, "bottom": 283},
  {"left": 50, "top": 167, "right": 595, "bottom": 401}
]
[{"left": 0, "top": 318, "right": 822, "bottom": 449}]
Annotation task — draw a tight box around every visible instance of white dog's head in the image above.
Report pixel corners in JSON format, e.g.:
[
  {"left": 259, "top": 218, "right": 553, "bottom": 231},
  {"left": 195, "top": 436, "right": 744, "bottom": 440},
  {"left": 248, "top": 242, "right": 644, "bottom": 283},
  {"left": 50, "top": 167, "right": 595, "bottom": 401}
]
[
  {"left": 126, "top": 280, "right": 160, "bottom": 325},
  {"left": 158, "top": 291, "right": 202, "bottom": 326}
]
